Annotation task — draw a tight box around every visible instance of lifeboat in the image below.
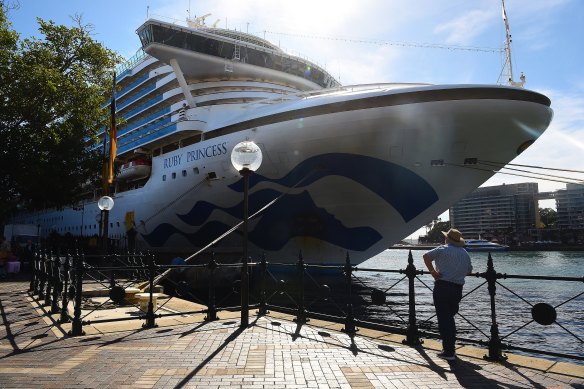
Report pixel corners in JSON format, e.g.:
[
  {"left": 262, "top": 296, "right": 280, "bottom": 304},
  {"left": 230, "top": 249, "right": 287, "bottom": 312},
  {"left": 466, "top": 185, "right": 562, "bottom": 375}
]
[{"left": 116, "top": 159, "right": 152, "bottom": 182}]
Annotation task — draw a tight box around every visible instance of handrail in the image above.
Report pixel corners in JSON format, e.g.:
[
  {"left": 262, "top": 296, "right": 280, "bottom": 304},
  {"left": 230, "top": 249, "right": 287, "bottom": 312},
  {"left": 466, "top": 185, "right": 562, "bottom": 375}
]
[{"left": 28, "top": 248, "right": 583, "bottom": 363}]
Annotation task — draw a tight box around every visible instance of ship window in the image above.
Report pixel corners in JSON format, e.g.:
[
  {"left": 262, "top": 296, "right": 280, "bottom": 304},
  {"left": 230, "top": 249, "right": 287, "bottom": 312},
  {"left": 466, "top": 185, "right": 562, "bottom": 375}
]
[
  {"left": 116, "top": 222, "right": 120, "bottom": 227},
  {"left": 162, "top": 174, "right": 167, "bottom": 181},
  {"left": 182, "top": 170, "right": 187, "bottom": 177},
  {"left": 193, "top": 167, "right": 199, "bottom": 174},
  {"left": 172, "top": 172, "right": 176, "bottom": 179}
]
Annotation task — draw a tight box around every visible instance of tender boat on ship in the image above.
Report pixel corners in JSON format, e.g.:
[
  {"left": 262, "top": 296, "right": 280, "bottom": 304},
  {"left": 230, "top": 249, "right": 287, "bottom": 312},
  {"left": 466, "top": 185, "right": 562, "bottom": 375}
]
[
  {"left": 117, "top": 159, "right": 152, "bottom": 182},
  {"left": 10, "top": 16, "right": 553, "bottom": 264}
]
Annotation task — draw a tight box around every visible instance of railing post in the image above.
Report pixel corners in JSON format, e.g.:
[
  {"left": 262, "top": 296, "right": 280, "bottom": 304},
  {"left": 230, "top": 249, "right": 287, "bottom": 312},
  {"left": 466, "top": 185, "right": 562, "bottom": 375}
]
[
  {"left": 342, "top": 252, "right": 356, "bottom": 335},
  {"left": 69, "top": 251, "right": 85, "bottom": 336},
  {"left": 484, "top": 253, "right": 506, "bottom": 362},
  {"left": 51, "top": 254, "right": 61, "bottom": 314},
  {"left": 44, "top": 250, "right": 53, "bottom": 307},
  {"left": 32, "top": 251, "right": 40, "bottom": 295},
  {"left": 29, "top": 248, "right": 37, "bottom": 292},
  {"left": 403, "top": 250, "right": 422, "bottom": 345},
  {"left": 60, "top": 253, "right": 71, "bottom": 323},
  {"left": 258, "top": 253, "right": 268, "bottom": 316},
  {"left": 37, "top": 249, "right": 46, "bottom": 299},
  {"left": 143, "top": 253, "right": 157, "bottom": 328},
  {"left": 205, "top": 253, "right": 218, "bottom": 321},
  {"left": 295, "top": 251, "right": 308, "bottom": 323},
  {"left": 109, "top": 253, "right": 116, "bottom": 289}
]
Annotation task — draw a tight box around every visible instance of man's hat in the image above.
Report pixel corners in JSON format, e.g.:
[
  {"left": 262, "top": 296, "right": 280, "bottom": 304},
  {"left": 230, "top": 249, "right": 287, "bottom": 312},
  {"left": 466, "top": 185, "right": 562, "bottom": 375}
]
[{"left": 441, "top": 228, "right": 466, "bottom": 247}]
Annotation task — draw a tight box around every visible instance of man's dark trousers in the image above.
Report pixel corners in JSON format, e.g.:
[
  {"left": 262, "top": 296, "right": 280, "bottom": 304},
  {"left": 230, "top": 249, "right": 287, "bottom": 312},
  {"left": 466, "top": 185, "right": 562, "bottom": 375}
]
[{"left": 433, "top": 280, "right": 463, "bottom": 355}]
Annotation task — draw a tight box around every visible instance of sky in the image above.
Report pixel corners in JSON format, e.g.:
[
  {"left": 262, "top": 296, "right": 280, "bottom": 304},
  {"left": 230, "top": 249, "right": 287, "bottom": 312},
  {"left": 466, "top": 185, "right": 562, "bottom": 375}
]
[{"left": 6, "top": 0, "right": 584, "bottom": 238}]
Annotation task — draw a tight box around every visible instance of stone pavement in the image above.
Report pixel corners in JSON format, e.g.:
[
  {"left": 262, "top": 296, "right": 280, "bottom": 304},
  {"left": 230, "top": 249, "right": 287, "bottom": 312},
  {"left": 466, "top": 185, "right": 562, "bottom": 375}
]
[{"left": 1, "top": 280, "right": 583, "bottom": 388}]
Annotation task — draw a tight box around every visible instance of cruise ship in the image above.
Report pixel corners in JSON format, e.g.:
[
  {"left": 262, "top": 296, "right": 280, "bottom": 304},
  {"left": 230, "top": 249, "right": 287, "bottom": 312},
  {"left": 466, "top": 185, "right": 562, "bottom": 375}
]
[{"left": 12, "top": 17, "right": 553, "bottom": 264}]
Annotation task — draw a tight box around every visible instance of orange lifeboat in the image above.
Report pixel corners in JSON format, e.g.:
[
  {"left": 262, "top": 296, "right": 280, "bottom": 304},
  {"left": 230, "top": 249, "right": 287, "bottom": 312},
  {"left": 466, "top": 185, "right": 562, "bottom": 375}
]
[{"left": 116, "top": 159, "right": 152, "bottom": 182}]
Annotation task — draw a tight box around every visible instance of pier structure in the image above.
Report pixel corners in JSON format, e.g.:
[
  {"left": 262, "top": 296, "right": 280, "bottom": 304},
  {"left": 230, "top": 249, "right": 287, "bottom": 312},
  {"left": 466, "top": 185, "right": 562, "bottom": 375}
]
[{"left": 1, "top": 276, "right": 582, "bottom": 388}]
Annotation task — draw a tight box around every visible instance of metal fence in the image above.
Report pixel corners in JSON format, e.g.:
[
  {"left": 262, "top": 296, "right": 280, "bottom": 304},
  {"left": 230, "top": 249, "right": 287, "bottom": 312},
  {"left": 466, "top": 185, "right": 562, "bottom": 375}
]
[{"left": 28, "top": 249, "right": 583, "bottom": 362}]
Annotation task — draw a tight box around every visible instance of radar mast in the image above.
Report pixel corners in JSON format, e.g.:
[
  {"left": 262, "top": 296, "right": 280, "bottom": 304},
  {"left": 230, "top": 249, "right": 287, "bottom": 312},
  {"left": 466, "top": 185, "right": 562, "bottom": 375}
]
[{"left": 498, "top": 0, "right": 526, "bottom": 87}]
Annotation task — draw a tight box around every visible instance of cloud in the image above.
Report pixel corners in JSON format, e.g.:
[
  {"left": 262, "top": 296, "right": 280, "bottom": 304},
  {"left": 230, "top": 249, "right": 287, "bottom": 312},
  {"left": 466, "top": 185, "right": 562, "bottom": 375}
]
[{"left": 434, "top": 9, "right": 495, "bottom": 45}]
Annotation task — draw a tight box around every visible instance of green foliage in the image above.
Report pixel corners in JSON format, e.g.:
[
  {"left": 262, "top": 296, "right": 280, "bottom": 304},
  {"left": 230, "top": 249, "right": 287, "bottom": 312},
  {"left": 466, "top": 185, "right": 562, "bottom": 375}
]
[
  {"left": 539, "top": 208, "right": 557, "bottom": 228},
  {"left": 418, "top": 219, "right": 451, "bottom": 244},
  {"left": 0, "top": 3, "right": 122, "bottom": 218},
  {"left": 425, "top": 220, "right": 452, "bottom": 244}
]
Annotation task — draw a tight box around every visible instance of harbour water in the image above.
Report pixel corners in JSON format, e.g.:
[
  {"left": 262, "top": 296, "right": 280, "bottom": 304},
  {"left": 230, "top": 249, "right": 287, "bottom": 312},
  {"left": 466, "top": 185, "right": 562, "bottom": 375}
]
[{"left": 356, "top": 249, "right": 584, "bottom": 360}]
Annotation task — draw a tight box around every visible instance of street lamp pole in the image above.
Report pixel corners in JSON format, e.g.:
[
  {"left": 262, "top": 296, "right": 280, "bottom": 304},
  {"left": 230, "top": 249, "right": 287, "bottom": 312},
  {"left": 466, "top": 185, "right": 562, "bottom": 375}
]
[
  {"left": 231, "top": 141, "right": 262, "bottom": 328},
  {"left": 98, "top": 196, "right": 115, "bottom": 254}
]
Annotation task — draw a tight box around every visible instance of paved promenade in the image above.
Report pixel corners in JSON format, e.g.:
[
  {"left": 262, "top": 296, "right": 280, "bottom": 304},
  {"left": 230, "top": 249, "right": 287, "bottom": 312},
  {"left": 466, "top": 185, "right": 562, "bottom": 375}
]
[{"left": 1, "top": 280, "right": 583, "bottom": 388}]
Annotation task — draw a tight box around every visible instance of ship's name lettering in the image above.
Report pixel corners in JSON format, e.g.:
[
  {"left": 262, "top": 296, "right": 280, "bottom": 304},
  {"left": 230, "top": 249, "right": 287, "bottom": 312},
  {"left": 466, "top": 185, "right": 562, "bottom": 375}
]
[
  {"left": 163, "top": 142, "right": 228, "bottom": 169},
  {"left": 163, "top": 154, "right": 182, "bottom": 169},
  {"left": 186, "top": 142, "right": 228, "bottom": 163}
]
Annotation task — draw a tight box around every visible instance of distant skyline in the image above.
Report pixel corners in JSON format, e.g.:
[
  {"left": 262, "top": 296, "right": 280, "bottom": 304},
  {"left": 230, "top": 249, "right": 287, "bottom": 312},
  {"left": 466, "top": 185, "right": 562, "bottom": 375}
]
[{"left": 6, "top": 0, "right": 583, "bottom": 237}]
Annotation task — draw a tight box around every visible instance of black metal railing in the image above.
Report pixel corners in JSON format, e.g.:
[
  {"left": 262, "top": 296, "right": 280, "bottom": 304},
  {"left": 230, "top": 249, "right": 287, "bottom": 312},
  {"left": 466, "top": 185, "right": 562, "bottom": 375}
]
[{"left": 27, "top": 248, "right": 583, "bottom": 362}]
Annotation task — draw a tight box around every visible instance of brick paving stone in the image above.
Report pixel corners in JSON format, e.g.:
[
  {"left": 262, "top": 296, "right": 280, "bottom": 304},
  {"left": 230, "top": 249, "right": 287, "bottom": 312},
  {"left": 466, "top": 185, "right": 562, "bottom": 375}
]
[{"left": 1, "top": 281, "right": 583, "bottom": 388}]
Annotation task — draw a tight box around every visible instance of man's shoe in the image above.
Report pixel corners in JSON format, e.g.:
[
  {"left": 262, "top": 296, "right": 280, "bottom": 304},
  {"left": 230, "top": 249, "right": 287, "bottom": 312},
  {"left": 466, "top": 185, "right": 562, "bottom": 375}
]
[{"left": 437, "top": 352, "right": 456, "bottom": 361}]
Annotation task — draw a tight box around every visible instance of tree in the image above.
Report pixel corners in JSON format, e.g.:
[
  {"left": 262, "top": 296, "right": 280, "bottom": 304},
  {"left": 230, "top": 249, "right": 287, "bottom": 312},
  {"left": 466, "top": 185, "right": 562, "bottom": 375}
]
[
  {"left": 424, "top": 220, "right": 451, "bottom": 244},
  {"left": 0, "top": 3, "right": 121, "bottom": 219},
  {"left": 539, "top": 208, "right": 557, "bottom": 229}
]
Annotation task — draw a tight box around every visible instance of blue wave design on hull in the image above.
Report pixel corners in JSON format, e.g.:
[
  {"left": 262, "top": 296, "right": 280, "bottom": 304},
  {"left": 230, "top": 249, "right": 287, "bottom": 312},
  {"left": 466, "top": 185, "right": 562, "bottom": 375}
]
[
  {"left": 142, "top": 153, "right": 438, "bottom": 252},
  {"left": 145, "top": 190, "right": 381, "bottom": 251},
  {"left": 229, "top": 153, "right": 438, "bottom": 222}
]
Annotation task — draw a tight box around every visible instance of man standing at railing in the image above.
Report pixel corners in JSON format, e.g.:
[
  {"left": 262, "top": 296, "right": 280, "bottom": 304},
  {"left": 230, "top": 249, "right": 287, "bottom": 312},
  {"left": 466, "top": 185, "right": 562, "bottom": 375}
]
[{"left": 423, "top": 228, "right": 473, "bottom": 361}]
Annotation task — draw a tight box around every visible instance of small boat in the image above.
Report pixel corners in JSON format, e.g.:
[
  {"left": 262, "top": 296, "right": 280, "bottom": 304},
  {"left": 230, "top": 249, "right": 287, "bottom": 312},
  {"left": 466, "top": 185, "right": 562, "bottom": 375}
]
[
  {"left": 116, "top": 159, "right": 152, "bottom": 182},
  {"left": 464, "top": 239, "right": 508, "bottom": 252}
]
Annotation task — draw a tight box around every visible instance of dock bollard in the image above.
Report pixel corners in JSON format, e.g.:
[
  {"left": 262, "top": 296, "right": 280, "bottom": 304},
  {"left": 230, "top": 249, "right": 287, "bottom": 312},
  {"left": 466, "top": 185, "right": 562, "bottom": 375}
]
[
  {"left": 69, "top": 251, "right": 85, "bottom": 336},
  {"left": 342, "top": 252, "right": 356, "bottom": 335},
  {"left": 403, "top": 250, "right": 422, "bottom": 345},
  {"left": 484, "top": 253, "right": 506, "bottom": 362}
]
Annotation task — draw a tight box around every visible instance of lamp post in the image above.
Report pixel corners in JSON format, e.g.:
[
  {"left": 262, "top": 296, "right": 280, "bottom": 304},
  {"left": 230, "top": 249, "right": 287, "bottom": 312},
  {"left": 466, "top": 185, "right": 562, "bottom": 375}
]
[
  {"left": 98, "top": 196, "right": 115, "bottom": 254},
  {"left": 231, "top": 141, "right": 262, "bottom": 328}
]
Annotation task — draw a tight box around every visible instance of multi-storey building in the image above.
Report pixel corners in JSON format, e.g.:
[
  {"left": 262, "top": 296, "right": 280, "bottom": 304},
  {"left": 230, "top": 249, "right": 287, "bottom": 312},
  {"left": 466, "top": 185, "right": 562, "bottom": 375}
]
[
  {"left": 449, "top": 183, "right": 539, "bottom": 242},
  {"left": 555, "top": 183, "right": 584, "bottom": 230}
]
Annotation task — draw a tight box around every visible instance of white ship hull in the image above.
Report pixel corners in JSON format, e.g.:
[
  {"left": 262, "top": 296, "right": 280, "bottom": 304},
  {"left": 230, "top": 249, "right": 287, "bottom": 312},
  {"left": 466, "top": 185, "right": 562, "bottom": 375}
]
[
  {"left": 27, "top": 85, "right": 551, "bottom": 264},
  {"left": 12, "top": 20, "right": 552, "bottom": 265}
]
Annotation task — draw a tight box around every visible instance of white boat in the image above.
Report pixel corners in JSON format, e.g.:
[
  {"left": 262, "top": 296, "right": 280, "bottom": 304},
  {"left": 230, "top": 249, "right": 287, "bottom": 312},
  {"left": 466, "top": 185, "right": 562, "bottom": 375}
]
[
  {"left": 464, "top": 239, "right": 508, "bottom": 252},
  {"left": 10, "top": 17, "right": 552, "bottom": 264},
  {"left": 116, "top": 159, "right": 152, "bottom": 182}
]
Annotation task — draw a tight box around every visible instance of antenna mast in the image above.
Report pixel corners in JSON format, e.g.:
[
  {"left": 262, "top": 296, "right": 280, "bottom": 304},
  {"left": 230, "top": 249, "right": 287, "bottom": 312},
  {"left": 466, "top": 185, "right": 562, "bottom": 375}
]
[{"left": 499, "top": 0, "right": 525, "bottom": 87}]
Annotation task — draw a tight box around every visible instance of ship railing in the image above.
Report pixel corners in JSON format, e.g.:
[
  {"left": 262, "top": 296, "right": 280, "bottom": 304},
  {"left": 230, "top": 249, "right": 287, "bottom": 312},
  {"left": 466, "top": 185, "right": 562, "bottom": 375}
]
[
  {"left": 249, "top": 82, "right": 431, "bottom": 106},
  {"left": 251, "top": 251, "right": 582, "bottom": 363},
  {"left": 28, "top": 248, "right": 582, "bottom": 362},
  {"left": 28, "top": 249, "right": 260, "bottom": 333}
]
